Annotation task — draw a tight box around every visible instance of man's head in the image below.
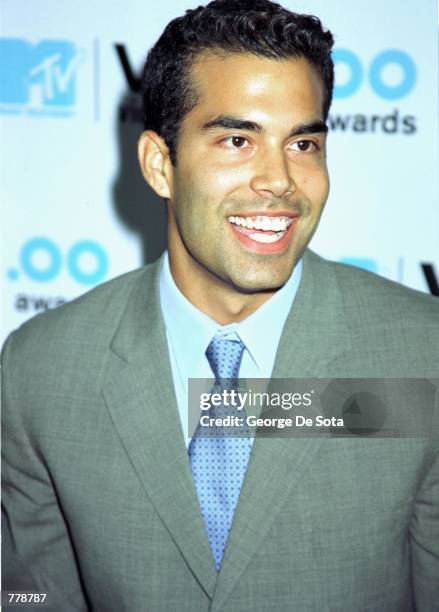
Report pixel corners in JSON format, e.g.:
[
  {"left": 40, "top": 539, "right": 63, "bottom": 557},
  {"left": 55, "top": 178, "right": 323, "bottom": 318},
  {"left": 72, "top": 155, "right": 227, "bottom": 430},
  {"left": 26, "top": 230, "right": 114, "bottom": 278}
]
[
  {"left": 138, "top": 0, "right": 334, "bottom": 320},
  {"left": 141, "top": 0, "right": 334, "bottom": 165}
]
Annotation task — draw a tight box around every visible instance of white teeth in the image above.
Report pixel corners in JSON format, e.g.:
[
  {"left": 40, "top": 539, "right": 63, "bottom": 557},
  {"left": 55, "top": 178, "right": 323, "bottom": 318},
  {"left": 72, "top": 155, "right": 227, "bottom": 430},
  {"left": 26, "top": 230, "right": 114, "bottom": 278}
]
[
  {"left": 248, "top": 230, "right": 287, "bottom": 243},
  {"left": 228, "top": 215, "right": 293, "bottom": 232}
]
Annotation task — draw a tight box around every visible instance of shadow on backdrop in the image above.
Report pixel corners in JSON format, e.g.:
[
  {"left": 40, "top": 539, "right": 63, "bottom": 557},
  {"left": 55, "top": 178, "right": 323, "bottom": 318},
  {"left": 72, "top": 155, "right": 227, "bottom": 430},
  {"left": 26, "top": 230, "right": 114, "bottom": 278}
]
[{"left": 112, "top": 89, "right": 167, "bottom": 266}]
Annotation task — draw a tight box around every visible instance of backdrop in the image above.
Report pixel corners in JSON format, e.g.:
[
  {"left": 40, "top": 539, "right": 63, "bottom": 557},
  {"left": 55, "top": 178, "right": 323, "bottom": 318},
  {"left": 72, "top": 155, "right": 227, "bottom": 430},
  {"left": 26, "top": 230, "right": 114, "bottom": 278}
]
[{"left": 1, "top": 0, "right": 438, "bottom": 344}]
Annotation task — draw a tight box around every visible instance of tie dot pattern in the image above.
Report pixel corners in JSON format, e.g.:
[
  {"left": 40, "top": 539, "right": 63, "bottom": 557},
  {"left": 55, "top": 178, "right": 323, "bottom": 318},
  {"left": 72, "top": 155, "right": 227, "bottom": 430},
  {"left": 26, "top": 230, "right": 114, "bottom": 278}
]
[
  {"left": 205, "top": 337, "right": 243, "bottom": 380},
  {"left": 189, "top": 335, "right": 252, "bottom": 570}
]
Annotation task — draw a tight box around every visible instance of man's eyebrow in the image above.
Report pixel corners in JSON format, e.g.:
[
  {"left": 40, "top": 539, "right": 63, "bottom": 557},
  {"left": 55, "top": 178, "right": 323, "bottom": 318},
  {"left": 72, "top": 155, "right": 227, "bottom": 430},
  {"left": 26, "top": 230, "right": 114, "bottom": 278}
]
[
  {"left": 201, "top": 116, "right": 328, "bottom": 137},
  {"left": 201, "top": 116, "right": 263, "bottom": 133},
  {"left": 288, "top": 120, "right": 328, "bottom": 137}
]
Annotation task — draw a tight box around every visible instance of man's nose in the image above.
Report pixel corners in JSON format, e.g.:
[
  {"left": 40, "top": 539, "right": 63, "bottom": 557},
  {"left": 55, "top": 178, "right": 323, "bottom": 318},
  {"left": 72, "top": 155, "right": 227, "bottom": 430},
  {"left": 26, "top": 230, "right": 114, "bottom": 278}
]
[{"left": 249, "top": 147, "right": 295, "bottom": 198}]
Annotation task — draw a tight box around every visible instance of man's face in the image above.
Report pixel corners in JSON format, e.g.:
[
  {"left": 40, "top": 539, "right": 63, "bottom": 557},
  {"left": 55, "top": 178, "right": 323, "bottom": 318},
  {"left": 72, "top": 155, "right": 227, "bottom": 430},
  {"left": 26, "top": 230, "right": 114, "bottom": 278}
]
[{"left": 165, "top": 52, "right": 329, "bottom": 293}]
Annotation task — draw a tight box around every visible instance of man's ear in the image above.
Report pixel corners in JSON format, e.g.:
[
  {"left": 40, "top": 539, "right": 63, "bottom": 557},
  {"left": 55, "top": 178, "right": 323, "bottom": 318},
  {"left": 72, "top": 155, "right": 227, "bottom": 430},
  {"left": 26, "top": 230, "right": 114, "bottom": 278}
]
[{"left": 138, "top": 130, "right": 173, "bottom": 199}]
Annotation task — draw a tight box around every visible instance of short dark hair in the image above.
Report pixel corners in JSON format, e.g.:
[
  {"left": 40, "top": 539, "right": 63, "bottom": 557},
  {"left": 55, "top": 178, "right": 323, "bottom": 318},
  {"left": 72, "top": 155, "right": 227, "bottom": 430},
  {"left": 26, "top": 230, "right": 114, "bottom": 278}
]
[{"left": 141, "top": 0, "right": 334, "bottom": 165}]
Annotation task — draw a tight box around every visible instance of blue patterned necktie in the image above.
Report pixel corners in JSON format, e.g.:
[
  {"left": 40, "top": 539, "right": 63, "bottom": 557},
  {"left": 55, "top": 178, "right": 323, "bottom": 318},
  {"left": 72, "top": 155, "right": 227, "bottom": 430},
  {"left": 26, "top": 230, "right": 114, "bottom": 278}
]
[{"left": 189, "top": 335, "right": 252, "bottom": 570}]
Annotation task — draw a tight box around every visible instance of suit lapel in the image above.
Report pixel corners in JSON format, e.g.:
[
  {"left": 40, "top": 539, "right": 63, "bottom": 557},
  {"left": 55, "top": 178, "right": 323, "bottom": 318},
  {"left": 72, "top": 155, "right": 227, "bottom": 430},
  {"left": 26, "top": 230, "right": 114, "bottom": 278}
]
[
  {"left": 211, "top": 250, "right": 353, "bottom": 611},
  {"left": 102, "top": 259, "right": 217, "bottom": 598}
]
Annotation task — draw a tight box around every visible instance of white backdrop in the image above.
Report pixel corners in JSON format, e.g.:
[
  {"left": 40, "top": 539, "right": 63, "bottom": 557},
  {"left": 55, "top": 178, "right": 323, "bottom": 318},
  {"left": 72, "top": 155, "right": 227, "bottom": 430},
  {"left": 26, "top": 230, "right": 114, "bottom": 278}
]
[{"left": 1, "top": 0, "right": 438, "bottom": 344}]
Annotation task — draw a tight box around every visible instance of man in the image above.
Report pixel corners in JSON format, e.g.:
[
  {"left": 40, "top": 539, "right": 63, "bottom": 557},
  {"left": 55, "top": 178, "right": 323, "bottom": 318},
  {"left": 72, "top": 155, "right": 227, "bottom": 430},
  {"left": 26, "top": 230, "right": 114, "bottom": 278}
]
[{"left": 2, "top": 0, "right": 438, "bottom": 610}]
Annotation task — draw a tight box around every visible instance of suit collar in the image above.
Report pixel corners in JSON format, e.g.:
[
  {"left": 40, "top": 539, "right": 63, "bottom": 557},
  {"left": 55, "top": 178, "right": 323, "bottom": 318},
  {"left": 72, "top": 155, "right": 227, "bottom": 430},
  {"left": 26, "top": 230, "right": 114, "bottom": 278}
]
[
  {"left": 272, "top": 248, "right": 353, "bottom": 378},
  {"left": 108, "top": 257, "right": 165, "bottom": 364}
]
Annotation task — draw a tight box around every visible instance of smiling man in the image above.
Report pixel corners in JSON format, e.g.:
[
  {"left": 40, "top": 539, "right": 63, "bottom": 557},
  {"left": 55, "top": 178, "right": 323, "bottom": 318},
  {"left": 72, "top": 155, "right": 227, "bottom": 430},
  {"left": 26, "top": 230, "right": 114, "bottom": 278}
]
[
  {"left": 140, "top": 51, "right": 330, "bottom": 323},
  {"left": 2, "top": 1, "right": 438, "bottom": 611}
]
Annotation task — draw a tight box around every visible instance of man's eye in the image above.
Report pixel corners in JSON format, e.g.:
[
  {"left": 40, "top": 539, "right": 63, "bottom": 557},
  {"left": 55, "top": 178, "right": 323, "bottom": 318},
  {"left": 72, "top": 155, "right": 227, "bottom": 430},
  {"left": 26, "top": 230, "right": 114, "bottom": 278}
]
[
  {"left": 290, "top": 140, "right": 318, "bottom": 152},
  {"left": 222, "top": 136, "right": 250, "bottom": 148}
]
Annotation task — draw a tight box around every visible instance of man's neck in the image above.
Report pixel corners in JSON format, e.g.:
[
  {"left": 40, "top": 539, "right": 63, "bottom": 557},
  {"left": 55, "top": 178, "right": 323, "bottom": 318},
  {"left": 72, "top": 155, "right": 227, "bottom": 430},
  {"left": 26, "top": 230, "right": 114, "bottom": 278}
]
[{"left": 168, "top": 249, "right": 276, "bottom": 325}]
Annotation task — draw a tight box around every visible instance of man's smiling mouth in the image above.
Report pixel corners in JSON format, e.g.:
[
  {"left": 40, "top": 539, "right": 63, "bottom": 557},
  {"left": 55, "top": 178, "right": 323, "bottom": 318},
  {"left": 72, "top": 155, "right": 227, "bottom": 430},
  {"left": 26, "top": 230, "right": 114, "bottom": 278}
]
[{"left": 227, "top": 214, "right": 295, "bottom": 244}]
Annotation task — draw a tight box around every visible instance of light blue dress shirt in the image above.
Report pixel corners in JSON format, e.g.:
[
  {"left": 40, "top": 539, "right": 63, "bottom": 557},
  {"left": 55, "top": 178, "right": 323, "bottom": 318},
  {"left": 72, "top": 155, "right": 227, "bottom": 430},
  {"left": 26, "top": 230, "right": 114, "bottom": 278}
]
[{"left": 159, "top": 252, "right": 302, "bottom": 447}]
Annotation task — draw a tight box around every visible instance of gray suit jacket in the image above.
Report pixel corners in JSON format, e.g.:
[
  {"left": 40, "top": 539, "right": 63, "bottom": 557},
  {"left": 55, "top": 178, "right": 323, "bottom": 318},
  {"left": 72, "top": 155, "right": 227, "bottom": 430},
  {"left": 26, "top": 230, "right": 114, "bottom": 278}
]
[{"left": 2, "top": 250, "right": 439, "bottom": 611}]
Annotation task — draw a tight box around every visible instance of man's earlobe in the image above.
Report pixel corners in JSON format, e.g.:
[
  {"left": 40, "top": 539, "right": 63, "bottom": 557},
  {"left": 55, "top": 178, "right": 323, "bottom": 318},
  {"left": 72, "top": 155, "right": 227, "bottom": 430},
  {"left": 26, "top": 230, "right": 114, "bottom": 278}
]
[{"left": 138, "top": 131, "right": 172, "bottom": 199}]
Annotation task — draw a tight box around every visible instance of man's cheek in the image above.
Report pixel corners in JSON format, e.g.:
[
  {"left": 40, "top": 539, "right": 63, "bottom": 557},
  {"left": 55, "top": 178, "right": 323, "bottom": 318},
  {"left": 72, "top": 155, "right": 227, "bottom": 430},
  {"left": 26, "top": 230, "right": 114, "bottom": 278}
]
[
  {"left": 297, "top": 164, "right": 327, "bottom": 186},
  {"left": 303, "top": 179, "right": 329, "bottom": 206},
  {"left": 203, "top": 163, "right": 248, "bottom": 192}
]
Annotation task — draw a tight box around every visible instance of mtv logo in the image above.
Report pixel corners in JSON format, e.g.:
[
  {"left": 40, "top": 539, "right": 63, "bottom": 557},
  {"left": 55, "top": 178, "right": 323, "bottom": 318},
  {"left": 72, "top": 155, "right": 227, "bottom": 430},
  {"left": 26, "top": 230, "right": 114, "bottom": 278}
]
[{"left": 0, "top": 39, "right": 83, "bottom": 114}]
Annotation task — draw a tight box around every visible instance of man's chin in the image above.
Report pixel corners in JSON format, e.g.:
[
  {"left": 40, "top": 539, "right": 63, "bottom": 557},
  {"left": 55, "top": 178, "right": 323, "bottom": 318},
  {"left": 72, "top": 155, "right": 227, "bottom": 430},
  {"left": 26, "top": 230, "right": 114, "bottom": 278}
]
[
  {"left": 229, "top": 253, "right": 301, "bottom": 294},
  {"left": 227, "top": 271, "right": 293, "bottom": 295}
]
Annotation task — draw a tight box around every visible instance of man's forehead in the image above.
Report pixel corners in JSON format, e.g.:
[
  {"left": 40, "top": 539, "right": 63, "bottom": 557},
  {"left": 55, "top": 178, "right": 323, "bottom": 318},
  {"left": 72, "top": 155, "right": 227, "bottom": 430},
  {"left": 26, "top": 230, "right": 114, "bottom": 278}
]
[{"left": 186, "top": 50, "right": 325, "bottom": 124}]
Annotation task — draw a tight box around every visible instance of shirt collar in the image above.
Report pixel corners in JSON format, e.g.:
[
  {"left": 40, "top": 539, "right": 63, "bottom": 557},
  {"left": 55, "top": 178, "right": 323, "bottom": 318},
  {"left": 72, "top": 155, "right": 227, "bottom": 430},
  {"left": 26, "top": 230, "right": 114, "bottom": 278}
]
[
  {"left": 159, "top": 252, "right": 302, "bottom": 376},
  {"left": 159, "top": 254, "right": 218, "bottom": 376}
]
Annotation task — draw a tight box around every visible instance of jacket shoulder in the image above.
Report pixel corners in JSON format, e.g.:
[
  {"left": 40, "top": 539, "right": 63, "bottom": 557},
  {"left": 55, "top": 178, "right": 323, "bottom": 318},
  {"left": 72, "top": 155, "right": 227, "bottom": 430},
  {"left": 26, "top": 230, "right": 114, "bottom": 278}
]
[
  {"left": 1, "top": 265, "right": 152, "bottom": 368},
  {"left": 332, "top": 259, "right": 438, "bottom": 322},
  {"left": 305, "top": 251, "right": 439, "bottom": 374},
  {"left": 307, "top": 251, "right": 439, "bottom": 324}
]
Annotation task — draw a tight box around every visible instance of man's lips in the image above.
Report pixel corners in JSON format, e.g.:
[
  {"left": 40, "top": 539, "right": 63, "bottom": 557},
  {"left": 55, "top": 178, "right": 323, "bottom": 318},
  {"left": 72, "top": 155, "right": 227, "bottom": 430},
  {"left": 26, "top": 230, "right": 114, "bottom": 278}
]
[{"left": 227, "top": 212, "right": 298, "bottom": 254}]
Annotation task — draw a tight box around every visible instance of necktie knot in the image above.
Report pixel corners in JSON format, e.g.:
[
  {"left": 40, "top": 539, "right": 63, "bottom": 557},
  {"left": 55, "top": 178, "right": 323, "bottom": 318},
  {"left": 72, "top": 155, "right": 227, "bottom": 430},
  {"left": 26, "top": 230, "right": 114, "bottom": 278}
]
[{"left": 205, "top": 335, "right": 245, "bottom": 381}]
